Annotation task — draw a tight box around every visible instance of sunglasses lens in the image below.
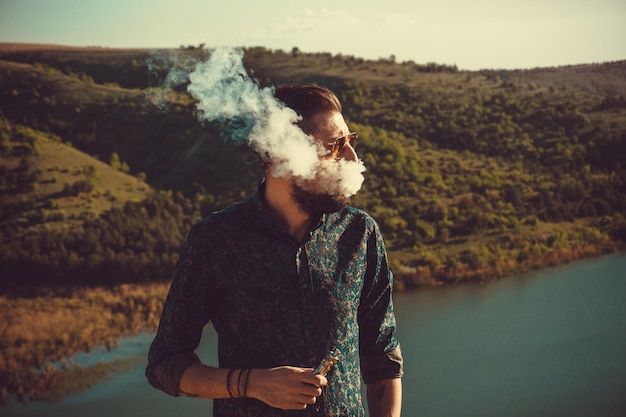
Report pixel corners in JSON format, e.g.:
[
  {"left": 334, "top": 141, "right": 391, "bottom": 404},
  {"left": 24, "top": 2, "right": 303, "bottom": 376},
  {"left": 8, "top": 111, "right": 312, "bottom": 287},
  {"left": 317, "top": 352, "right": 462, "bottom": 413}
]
[
  {"left": 338, "top": 137, "right": 348, "bottom": 152},
  {"left": 328, "top": 133, "right": 357, "bottom": 156}
]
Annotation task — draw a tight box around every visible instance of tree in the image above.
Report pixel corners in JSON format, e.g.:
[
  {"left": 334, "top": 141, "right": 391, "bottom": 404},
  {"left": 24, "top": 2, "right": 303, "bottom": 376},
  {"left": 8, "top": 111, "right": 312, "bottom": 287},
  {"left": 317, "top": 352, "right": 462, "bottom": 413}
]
[
  {"left": 109, "top": 152, "right": 130, "bottom": 173},
  {"left": 110, "top": 152, "right": 121, "bottom": 171}
]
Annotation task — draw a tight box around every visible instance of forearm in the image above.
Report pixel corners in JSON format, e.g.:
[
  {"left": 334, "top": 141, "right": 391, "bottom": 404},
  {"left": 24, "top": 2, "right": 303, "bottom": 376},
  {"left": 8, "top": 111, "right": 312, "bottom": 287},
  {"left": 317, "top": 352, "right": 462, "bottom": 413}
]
[
  {"left": 179, "top": 363, "right": 232, "bottom": 398},
  {"left": 179, "top": 364, "right": 327, "bottom": 410},
  {"left": 366, "top": 378, "right": 402, "bottom": 417}
]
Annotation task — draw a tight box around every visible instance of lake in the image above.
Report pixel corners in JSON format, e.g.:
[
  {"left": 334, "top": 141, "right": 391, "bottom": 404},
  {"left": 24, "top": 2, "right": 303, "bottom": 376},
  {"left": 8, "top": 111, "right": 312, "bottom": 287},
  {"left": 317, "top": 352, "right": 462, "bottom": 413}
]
[{"left": 6, "top": 253, "right": 626, "bottom": 416}]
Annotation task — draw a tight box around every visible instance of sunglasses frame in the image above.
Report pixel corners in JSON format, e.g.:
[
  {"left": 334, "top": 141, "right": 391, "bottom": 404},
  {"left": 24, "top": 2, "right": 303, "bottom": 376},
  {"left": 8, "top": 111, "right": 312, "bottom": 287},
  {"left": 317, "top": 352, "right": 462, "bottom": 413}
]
[{"left": 324, "top": 132, "right": 358, "bottom": 157}]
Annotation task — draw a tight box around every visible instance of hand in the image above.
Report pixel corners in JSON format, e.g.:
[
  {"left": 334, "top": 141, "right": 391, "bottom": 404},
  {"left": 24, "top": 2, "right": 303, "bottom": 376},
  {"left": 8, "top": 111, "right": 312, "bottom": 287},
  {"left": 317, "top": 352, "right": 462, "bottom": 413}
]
[{"left": 247, "top": 366, "right": 327, "bottom": 410}]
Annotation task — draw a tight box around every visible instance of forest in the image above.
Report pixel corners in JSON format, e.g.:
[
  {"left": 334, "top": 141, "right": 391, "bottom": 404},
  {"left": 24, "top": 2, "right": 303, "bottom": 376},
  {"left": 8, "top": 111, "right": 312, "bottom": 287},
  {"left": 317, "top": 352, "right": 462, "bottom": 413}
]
[{"left": 0, "top": 43, "right": 625, "bottom": 402}]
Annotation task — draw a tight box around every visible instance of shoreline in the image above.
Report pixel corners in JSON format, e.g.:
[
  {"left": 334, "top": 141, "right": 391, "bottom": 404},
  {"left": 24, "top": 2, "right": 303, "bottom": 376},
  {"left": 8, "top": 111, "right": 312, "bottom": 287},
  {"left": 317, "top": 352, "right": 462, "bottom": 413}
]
[{"left": 393, "top": 242, "right": 624, "bottom": 290}]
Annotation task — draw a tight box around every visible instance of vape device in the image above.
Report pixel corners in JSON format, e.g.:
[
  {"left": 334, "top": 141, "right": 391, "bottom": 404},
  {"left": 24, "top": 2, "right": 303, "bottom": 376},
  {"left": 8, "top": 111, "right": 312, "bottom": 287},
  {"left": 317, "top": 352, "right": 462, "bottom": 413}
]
[{"left": 313, "top": 349, "right": 341, "bottom": 376}]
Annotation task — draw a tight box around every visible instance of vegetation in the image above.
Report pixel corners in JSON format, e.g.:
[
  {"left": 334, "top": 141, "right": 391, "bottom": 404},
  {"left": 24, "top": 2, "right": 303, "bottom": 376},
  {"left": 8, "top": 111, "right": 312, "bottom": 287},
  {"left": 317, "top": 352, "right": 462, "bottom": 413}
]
[
  {"left": 0, "top": 284, "right": 167, "bottom": 404},
  {"left": 0, "top": 43, "right": 625, "bottom": 401},
  {"left": 1, "top": 45, "right": 624, "bottom": 289}
]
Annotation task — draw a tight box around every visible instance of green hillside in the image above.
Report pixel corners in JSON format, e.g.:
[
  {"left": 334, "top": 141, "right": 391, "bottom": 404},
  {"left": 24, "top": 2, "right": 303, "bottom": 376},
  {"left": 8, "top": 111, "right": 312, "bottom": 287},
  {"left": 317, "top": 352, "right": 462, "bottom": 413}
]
[
  {"left": 1, "top": 43, "right": 625, "bottom": 291},
  {"left": 1, "top": 119, "right": 151, "bottom": 235}
]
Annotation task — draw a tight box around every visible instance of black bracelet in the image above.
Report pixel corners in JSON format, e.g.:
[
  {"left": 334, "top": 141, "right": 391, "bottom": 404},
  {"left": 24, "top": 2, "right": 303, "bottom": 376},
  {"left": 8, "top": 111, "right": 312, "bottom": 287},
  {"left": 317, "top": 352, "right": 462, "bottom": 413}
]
[
  {"left": 226, "top": 368, "right": 236, "bottom": 398},
  {"left": 236, "top": 368, "right": 245, "bottom": 398},
  {"left": 243, "top": 368, "right": 252, "bottom": 398}
]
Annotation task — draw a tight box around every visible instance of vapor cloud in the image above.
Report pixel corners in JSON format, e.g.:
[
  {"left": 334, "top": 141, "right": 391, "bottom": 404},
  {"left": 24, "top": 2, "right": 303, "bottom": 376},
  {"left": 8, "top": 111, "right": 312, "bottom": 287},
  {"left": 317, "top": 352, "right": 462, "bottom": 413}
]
[{"left": 151, "top": 46, "right": 365, "bottom": 198}]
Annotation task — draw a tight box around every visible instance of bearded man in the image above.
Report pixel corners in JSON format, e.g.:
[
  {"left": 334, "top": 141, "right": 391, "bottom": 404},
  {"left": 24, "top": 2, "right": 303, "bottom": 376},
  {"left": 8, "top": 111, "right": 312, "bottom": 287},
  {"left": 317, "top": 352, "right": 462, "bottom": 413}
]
[{"left": 146, "top": 83, "right": 403, "bottom": 417}]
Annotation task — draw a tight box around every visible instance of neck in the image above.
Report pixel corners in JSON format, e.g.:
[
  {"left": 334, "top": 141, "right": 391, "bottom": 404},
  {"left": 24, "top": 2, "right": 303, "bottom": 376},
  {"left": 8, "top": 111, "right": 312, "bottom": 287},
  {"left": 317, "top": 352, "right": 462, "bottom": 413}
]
[{"left": 263, "top": 175, "right": 311, "bottom": 241}]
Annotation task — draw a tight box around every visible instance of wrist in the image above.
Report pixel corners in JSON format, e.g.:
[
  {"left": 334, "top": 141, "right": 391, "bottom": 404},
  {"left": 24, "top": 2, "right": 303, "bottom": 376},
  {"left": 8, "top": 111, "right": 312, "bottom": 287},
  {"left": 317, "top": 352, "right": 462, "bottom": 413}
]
[{"left": 226, "top": 368, "right": 254, "bottom": 399}]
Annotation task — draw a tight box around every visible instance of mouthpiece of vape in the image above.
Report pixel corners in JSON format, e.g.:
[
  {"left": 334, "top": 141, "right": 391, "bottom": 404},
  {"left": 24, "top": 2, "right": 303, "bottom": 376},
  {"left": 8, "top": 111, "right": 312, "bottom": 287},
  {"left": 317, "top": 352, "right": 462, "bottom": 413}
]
[{"left": 313, "top": 349, "right": 341, "bottom": 376}]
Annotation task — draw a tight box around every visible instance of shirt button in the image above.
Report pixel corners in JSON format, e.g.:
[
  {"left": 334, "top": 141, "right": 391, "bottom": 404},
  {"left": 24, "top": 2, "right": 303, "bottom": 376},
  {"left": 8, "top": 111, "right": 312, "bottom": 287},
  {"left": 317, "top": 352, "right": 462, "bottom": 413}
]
[{"left": 315, "top": 405, "right": 321, "bottom": 412}]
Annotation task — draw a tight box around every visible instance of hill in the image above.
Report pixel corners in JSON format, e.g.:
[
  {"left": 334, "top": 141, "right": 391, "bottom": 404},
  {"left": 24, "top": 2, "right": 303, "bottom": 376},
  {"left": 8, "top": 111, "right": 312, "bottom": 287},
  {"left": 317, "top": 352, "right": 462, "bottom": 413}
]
[
  {"left": 0, "top": 118, "right": 151, "bottom": 236},
  {"left": 503, "top": 61, "right": 626, "bottom": 97},
  {"left": 3, "top": 42, "right": 625, "bottom": 95},
  {"left": 0, "top": 43, "right": 625, "bottom": 291}
]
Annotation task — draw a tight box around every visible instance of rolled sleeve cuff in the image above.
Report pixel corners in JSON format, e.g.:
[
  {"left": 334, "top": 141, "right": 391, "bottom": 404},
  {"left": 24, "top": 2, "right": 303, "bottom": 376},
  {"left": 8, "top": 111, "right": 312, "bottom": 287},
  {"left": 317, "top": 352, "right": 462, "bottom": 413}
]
[
  {"left": 361, "top": 344, "right": 404, "bottom": 384},
  {"left": 146, "top": 352, "right": 201, "bottom": 396}
]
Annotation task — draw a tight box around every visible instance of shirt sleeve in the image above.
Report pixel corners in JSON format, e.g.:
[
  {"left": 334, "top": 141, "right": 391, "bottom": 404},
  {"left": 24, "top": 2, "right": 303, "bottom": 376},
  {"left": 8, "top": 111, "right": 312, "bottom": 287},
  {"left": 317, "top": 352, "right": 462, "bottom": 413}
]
[
  {"left": 145, "top": 222, "right": 214, "bottom": 396},
  {"left": 358, "top": 218, "right": 404, "bottom": 385}
]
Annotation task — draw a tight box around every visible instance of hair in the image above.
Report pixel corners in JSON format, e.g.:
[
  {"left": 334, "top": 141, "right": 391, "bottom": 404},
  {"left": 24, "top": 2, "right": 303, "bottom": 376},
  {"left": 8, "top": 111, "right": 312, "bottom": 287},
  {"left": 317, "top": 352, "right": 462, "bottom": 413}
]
[{"left": 274, "top": 83, "right": 342, "bottom": 135}]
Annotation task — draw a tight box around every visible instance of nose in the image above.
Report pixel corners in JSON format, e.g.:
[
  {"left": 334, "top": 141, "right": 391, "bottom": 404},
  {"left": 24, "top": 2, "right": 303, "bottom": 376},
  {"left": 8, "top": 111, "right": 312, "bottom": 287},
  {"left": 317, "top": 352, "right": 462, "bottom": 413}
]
[{"left": 338, "top": 143, "right": 358, "bottom": 162}]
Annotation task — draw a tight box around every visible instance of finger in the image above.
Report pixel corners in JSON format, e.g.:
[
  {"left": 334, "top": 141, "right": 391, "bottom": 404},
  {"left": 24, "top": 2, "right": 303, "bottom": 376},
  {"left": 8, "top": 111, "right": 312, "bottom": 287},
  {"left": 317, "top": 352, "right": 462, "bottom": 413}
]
[
  {"left": 298, "top": 372, "right": 328, "bottom": 387},
  {"left": 298, "top": 382, "right": 323, "bottom": 397},
  {"left": 296, "top": 393, "right": 318, "bottom": 405}
]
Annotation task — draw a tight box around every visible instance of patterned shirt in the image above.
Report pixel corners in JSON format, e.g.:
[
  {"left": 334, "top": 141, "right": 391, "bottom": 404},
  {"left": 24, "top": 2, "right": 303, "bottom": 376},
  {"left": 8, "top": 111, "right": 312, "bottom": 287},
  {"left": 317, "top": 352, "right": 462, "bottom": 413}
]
[{"left": 146, "top": 183, "right": 403, "bottom": 417}]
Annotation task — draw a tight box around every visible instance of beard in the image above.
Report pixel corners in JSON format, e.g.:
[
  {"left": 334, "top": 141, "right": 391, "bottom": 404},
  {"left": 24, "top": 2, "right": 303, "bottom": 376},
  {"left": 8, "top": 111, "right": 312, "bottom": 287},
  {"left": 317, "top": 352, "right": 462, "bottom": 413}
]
[
  {"left": 291, "top": 182, "right": 350, "bottom": 216},
  {"left": 282, "top": 156, "right": 365, "bottom": 216}
]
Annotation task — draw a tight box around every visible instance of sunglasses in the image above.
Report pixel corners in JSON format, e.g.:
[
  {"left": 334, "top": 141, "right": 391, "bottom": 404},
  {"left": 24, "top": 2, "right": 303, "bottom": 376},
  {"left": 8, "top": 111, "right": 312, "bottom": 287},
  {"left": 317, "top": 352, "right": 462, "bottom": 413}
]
[{"left": 324, "top": 132, "right": 357, "bottom": 157}]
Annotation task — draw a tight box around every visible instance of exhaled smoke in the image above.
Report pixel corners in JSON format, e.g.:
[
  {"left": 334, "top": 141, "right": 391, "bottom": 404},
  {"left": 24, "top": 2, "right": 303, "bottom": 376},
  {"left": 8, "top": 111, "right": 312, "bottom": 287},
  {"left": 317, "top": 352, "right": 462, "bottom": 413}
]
[
  {"left": 146, "top": 50, "right": 205, "bottom": 112},
  {"left": 155, "top": 46, "right": 365, "bottom": 197}
]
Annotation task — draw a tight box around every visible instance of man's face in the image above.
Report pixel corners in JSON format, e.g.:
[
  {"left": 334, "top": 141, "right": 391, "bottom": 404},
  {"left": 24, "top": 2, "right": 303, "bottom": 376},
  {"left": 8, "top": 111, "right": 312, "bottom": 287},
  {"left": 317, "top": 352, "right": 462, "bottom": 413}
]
[{"left": 290, "top": 111, "right": 361, "bottom": 215}]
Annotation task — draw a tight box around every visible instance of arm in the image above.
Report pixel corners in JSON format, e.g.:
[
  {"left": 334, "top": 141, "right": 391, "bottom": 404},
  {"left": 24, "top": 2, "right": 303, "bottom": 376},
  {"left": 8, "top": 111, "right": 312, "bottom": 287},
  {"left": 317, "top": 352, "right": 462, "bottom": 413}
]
[
  {"left": 367, "top": 378, "right": 402, "bottom": 417},
  {"left": 146, "top": 224, "right": 213, "bottom": 396},
  {"left": 179, "top": 363, "right": 327, "bottom": 410},
  {"left": 359, "top": 219, "right": 404, "bottom": 415}
]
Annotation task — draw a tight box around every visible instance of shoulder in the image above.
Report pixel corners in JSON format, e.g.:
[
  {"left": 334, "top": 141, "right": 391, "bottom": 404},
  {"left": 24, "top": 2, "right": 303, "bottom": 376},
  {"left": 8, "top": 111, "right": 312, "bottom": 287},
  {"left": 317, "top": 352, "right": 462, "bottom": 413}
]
[
  {"left": 326, "top": 206, "right": 381, "bottom": 236},
  {"left": 189, "top": 199, "right": 251, "bottom": 238},
  {"left": 337, "top": 205, "right": 379, "bottom": 226}
]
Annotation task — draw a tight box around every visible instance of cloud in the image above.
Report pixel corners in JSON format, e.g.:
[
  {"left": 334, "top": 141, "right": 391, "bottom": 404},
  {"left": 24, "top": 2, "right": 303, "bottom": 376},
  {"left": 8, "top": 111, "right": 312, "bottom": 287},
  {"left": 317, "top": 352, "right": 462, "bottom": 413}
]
[
  {"left": 268, "top": 8, "right": 360, "bottom": 37},
  {"left": 378, "top": 12, "right": 418, "bottom": 29}
]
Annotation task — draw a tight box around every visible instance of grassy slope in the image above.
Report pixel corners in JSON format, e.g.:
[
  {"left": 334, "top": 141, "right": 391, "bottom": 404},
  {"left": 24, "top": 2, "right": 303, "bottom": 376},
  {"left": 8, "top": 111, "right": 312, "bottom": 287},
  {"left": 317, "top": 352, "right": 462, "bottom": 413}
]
[
  {"left": 505, "top": 61, "right": 626, "bottom": 97},
  {"left": 0, "top": 122, "right": 151, "bottom": 237}
]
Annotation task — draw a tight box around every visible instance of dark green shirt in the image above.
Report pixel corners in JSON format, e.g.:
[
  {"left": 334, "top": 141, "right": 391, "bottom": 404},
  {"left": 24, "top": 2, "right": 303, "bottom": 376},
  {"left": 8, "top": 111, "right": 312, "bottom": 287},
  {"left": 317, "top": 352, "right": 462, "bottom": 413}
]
[{"left": 146, "top": 184, "right": 403, "bottom": 416}]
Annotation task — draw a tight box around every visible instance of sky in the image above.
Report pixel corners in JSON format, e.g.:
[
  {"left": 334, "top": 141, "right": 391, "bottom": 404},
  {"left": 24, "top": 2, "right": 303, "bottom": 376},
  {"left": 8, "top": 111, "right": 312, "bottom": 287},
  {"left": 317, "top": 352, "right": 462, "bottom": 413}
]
[{"left": 1, "top": 0, "right": 625, "bottom": 70}]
